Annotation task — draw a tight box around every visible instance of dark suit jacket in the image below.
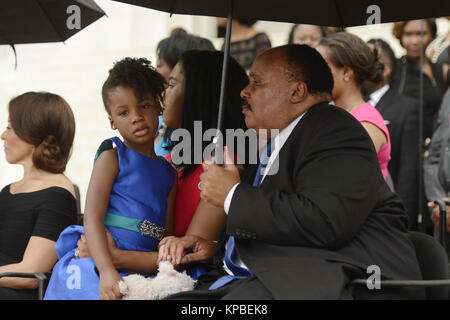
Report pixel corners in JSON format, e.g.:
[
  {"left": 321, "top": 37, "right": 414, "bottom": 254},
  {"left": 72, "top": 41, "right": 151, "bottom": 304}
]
[
  {"left": 211, "top": 102, "right": 422, "bottom": 299},
  {"left": 374, "top": 88, "right": 421, "bottom": 230}
]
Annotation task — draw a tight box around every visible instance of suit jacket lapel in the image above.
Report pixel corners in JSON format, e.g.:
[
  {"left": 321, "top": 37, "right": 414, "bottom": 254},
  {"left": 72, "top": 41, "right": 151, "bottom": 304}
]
[{"left": 374, "top": 88, "right": 394, "bottom": 113}]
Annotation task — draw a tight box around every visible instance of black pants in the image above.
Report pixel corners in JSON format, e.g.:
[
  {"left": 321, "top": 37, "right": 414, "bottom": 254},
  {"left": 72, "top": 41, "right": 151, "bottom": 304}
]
[{"left": 165, "top": 269, "right": 273, "bottom": 300}]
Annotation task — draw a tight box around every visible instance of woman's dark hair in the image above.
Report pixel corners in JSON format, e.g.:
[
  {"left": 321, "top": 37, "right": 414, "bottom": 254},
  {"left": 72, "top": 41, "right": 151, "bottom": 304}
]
[
  {"left": 235, "top": 18, "right": 258, "bottom": 27},
  {"left": 101, "top": 57, "right": 166, "bottom": 113},
  {"left": 319, "top": 32, "right": 384, "bottom": 85},
  {"left": 157, "top": 34, "right": 216, "bottom": 69},
  {"left": 287, "top": 24, "right": 327, "bottom": 44},
  {"left": 392, "top": 19, "right": 437, "bottom": 44},
  {"left": 8, "top": 91, "right": 75, "bottom": 174},
  {"left": 367, "top": 38, "right": 397, "bottom": 75},
  {"left": 170, "top": 50, "right": 249, "bottom": 179}
]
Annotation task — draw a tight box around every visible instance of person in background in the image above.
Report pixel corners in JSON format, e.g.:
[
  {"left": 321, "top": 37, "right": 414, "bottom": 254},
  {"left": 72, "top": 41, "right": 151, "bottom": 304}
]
[
  {"left": 362, "top": 38, "right": 421, "bottom": 230},
  {"left": 0, "top": 92, "right": 77, "bottom": 300},
  {"left": 155, "top": 33, "right": 216, "bottom": 157},
  {"left": 287, "top": 24, "right": 326, "bottom": 48},
  {"left": 217, "top": 18, "right": 271, "bottom": 71},
  {"left": 424, "top": 66, "right": 450, "bottom": 253},
  {"left": 426, "top": 16, "right": 450, "bottom": 83},
  {"left": 391, "top": 19, "right": 445, "bottom": 142},
  {"left": 156, "top": 33, "right": 216, "bottom": 82},
  {"left": 317, "top": 32, "right": 391, "bottom": 180}
]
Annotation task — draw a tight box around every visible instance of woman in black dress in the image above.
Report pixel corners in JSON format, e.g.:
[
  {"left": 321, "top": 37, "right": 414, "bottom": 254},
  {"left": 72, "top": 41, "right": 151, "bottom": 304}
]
[
  {"left": 391, "top": 19, "right": 446, "bottom": 142},
  {"left": 0, "top": 92, "right": 77, "bottom": 299}
]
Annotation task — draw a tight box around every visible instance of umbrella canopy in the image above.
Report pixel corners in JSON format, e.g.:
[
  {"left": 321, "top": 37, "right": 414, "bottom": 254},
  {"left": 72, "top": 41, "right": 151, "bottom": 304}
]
[
  {"left": 112, "top": 0, "right": 450, "bottom": 233},
  {"left": 113, "top": 0, "right": 450, "bottom": 27},
  {"left": 0, "top": 0, "right": 105, "bottom": 45}
]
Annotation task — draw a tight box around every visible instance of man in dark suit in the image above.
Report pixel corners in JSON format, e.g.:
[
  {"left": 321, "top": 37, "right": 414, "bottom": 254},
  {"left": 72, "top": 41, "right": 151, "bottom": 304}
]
[
  {"left": 363, "top": 39, "right": 421, "bottom": 231},
  {"left": 162, "top": 44, "right": 423, "bottom": 299}
]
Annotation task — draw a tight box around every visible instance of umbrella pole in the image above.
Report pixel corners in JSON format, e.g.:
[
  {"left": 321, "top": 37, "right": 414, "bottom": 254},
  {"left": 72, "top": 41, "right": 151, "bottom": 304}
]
[
  {"left": 214, "top": 0, "right": 234, "bottom": 163},
  {"left": 418, "top": 21, "right": 424, "bottom": 232}
]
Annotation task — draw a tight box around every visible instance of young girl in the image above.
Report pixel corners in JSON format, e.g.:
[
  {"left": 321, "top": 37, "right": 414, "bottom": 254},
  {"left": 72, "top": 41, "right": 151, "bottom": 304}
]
[{"left": 44, "top": 58, "right": 177, "bottom": 300}]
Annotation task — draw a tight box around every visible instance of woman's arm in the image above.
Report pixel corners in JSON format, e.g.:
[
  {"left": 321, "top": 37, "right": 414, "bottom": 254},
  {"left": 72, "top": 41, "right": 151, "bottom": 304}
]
[
  {"left": 360, "top": 121, "right": 387, "bottom": 153},
  {"left": 186, "top": 200, "right": 226, "bottom": 240},
  {"left": 83, "top": 149, "right": 122, "bottom": 300},
  {"left": 0, "top": 236, "right": 57, "bottom": 289}
]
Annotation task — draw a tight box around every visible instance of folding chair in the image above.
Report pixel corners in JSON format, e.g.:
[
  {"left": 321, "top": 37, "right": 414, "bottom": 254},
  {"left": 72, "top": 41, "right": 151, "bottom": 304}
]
[{"left": 350, "top": 231, "right": 450, "bottom": 299}]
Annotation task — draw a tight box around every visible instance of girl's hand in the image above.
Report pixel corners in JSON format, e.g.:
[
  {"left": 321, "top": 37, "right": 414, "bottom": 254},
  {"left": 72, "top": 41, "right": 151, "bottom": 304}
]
[
  {"left": 99, "top": 268, "right": 123, "bottom": 300},
  {"left": 76, "top": 234, "right": 90, "bottom": 258},
  {"left": 76, "top": 229, "right": 117, "bottom": 259}
]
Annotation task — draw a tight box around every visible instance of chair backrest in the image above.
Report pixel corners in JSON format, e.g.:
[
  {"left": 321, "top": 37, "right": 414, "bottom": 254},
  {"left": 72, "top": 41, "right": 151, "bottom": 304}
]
[
  {"left": 409, "top": 231, "right": 450, "bottom": 299},
  {"left": 73, "top": 183, "right": 84, "bottom": 226}
]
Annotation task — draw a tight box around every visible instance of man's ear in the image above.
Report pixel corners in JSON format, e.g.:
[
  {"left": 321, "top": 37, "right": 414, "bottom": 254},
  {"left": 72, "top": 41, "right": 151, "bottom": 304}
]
[{"left": 290, "top": 81, "right": 307, "bottom": 104}]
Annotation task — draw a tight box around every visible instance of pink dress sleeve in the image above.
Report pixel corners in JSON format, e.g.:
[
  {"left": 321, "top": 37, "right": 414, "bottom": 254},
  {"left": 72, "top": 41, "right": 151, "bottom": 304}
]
[{"left": 351, "top": 102, "right": 391, "bottom": 180}]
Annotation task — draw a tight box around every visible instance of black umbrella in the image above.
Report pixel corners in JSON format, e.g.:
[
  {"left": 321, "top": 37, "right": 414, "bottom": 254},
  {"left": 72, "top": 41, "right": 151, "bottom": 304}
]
[
  {"left": 113, "top": 0, "right": 450, "bottom": 232},
  {"left": 112, "top": 0, "right": 450, "bottom": 138},
  {"left": 113, "top": 0, "right": 450, "bottom": 27},
  {"left": 0, "top": 0, "right": 106, "bottom": 67}
]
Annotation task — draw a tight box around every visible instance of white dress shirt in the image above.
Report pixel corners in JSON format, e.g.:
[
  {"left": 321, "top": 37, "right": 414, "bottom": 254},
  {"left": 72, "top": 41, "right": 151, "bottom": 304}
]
[
  {"left": 368, "top": 84, "right": 390, "bottom": 126},
  {"left": 221, "top": 112, "right": 306, "bottom": 275}
]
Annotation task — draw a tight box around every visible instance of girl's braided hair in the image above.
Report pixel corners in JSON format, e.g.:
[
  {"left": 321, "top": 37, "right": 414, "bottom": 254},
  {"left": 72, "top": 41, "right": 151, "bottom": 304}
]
[{"left": 101, "top": 57, "right": 166, "bottom": 113}]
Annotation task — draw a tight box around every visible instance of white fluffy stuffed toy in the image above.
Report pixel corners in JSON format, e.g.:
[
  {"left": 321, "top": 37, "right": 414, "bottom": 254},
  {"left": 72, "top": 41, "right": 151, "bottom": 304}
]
[{"left": 118, "top": 261, "right": 196, "bottom": 300}]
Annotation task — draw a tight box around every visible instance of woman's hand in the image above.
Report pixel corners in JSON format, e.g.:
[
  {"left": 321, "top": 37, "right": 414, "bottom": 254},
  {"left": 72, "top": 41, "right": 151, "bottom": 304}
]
[
  {"left": 99, "top": 268, "right": 123, "bottom": 300},
  {"left": 428, "top": 201, "right": 450, "bottom": 232}
]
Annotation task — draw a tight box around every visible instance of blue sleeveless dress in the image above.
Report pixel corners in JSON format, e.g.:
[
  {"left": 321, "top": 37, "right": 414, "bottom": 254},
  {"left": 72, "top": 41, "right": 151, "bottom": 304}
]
[{"left": 44, "top": 137, "right": 175, "bottom": 300}]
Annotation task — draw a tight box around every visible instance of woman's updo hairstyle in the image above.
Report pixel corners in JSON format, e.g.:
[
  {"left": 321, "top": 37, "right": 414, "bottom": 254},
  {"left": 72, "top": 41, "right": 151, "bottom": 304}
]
[
  {"left": 319, "top": 32, "right": 384, "bottom": 85},
  {"left": 8, "top": 92, "right": 76, "bottom": 174}
]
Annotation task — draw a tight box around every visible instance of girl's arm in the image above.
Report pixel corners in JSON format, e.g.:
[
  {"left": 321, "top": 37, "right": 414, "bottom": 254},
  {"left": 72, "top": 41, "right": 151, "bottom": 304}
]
[
  {"left": 0, "top": 236, "right": 57, "bottom": 289},
  {"left": 83, "top": 149, "right": 122, "bottom": 300}
]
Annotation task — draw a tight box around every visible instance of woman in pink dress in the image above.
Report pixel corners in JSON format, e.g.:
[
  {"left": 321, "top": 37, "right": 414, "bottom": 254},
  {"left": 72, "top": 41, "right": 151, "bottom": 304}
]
[{"left": 317, "top": 32, "right": 391, "bottom": 179}]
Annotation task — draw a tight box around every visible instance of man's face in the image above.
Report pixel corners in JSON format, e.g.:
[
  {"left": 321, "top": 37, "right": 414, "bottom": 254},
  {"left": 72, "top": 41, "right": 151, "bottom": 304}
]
[{"left": 240, "top": 50, "right": 295, "bottom": 135}]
